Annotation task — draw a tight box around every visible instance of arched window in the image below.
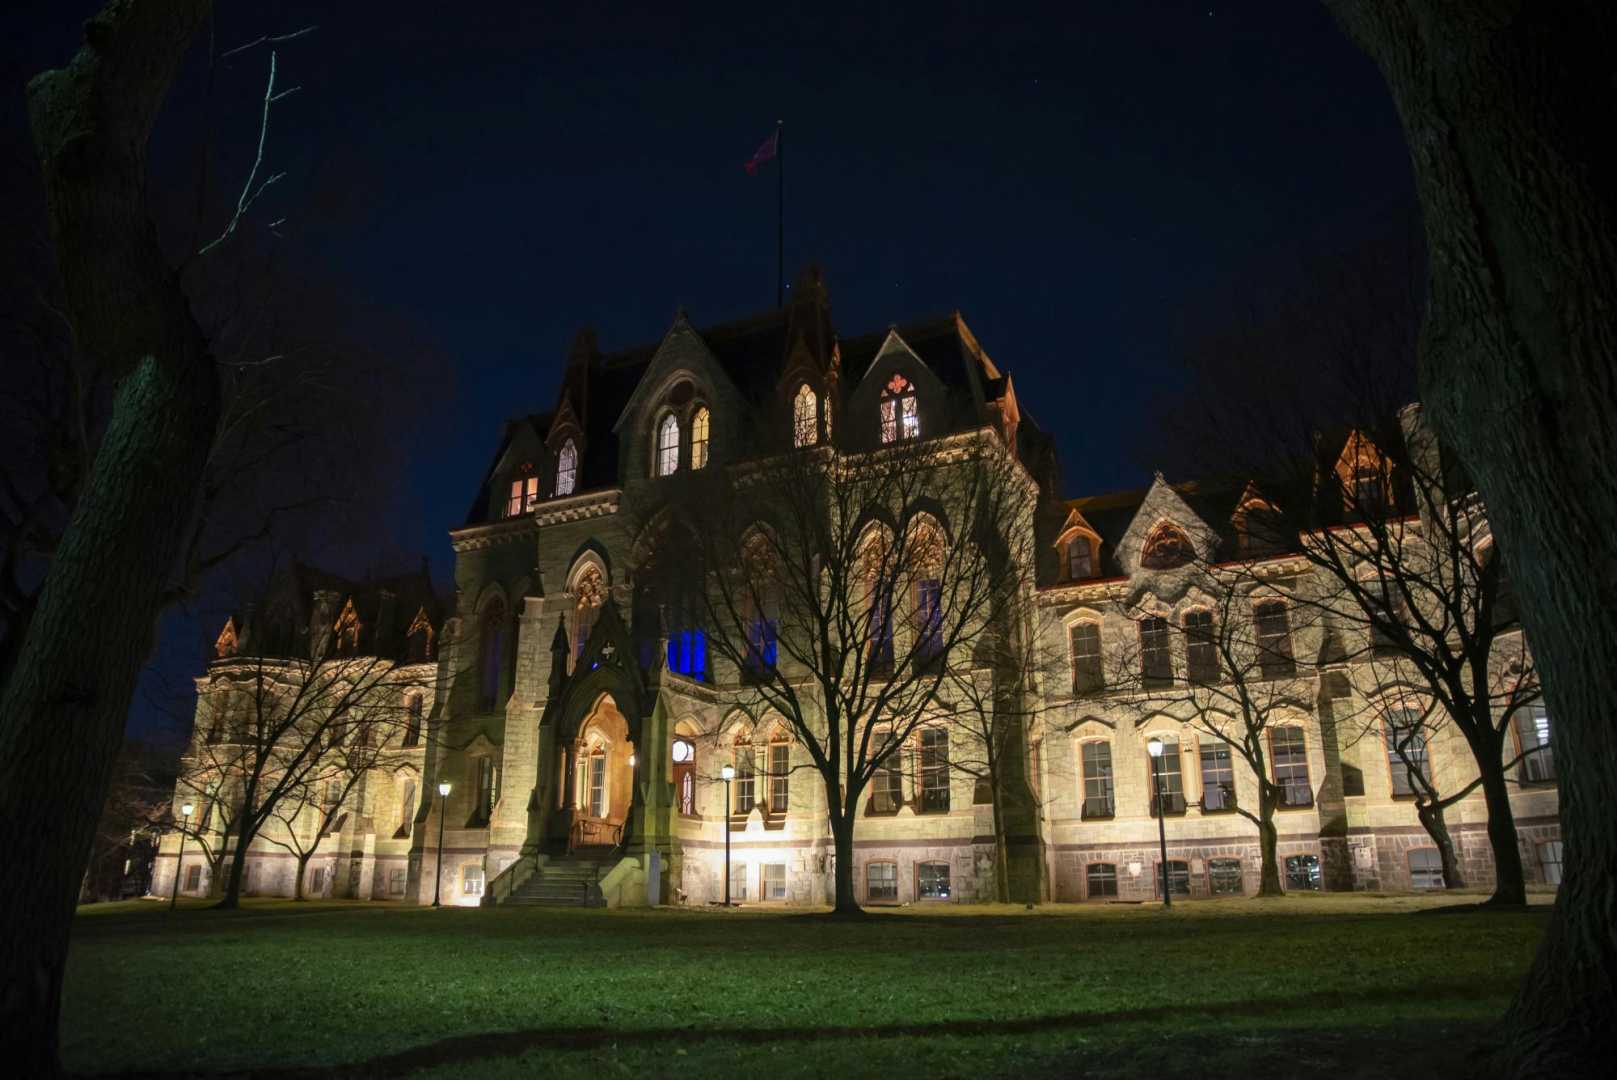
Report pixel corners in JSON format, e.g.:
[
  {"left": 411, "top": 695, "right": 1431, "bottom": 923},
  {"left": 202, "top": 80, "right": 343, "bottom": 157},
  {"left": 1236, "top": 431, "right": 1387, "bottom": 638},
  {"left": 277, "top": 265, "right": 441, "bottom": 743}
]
[
  {"left": 1063, "top": 533, "right": 1095, "bottom": 579},
  {"left": 477, "top": 598, "right": 506, "bottom": 712},
  {"left": 733, "top": 729, "right": 756, "bottom": 813},
  {"left": 690, "top": 407, "right": 710, "bottom": 469},
  {"left": 879, "top": 374, "right": 919, "bottom": 444},
  {"left": 1140, "top": 523, "right": 1193, "bottom": 570},
  {"left": 672, "top": 737, "right": 696, "bottom": 816},
  {"left": 793, "top": 384, "right": 818, "bottom": 447},
  {"left": 571, "top": 564, "right": 606, "bottom": 660},
  {"left": 1253, "top": 600, "right": 1295, "bottom": 677},
  {"left": 396, "top": 777, "right": 416, "bottom": 838},
  {"left": 555, "top": 439, "right": 578, "bottom": 496},
  {"left": 656, "top": 413, "right": 680, "bottom": 476},
  {"left": 768, "top": 727, "right": 790, "bottom": 814}
]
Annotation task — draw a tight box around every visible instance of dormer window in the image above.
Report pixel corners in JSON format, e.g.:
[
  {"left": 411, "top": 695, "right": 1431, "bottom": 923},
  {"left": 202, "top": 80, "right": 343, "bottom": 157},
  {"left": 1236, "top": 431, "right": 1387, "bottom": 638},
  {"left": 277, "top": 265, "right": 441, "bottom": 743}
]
[
  {"left": 656, "top": 413, "right": 681, "bottom": 476},
  {"left": 880, "top": 374, "right": 919, "bottom": 444},
  {"left": 1353, "top": 467, "right": 1385, "bottom": 517},
  {"left": 507, "top": 465, "right": 539, "bottom": 517},
  {"left": 555, "top": 440, "right": 578, "bottom": 497},
  {"left": 691, "top": 407, "right": 710, "bottom": 469},
  {"left": 1062, "top": 534, "right": 1095, "bottom": 580},
  {"left": 1140, "top": 523, "right": 1194, "bottom": 570},
  {"left": 793, "top": 384, "right": 818, "bottom": 447}
]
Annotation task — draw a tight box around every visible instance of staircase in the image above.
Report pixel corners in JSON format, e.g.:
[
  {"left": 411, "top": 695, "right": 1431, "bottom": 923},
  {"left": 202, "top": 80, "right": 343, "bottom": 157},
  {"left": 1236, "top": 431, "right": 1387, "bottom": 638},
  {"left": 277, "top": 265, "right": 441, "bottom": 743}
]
[{"left": 501, "top": 855, "right": 610, "bottom": 907}]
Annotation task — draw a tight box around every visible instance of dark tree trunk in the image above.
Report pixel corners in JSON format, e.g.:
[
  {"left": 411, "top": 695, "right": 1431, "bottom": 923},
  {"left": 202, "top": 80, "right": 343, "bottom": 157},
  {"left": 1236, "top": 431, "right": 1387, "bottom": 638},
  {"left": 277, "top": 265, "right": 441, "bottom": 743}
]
[
  {"left": 1325, "top": 3, "right": 1617, "bottom": 1071},
  {"left": 989, "top": 776, "right": 1011, "bottom": 904},
  {"left": 1256, "top": 799, "right": 1283, "bottom": 897},
  {"left": 1473, "top": 738, "right": 1528, "bottom": 906},
  {"left": 295, "top": 853, "right": 312, "bottom": 900},
  {"left": 829, "top": 808, "right": 859, "bottom": 915},
  {"left": 0, "top": 5, "right": 216, "bottom": 1074},
  {"left": 1415, "top": 800, "right": 1465, "bottom": 890}
]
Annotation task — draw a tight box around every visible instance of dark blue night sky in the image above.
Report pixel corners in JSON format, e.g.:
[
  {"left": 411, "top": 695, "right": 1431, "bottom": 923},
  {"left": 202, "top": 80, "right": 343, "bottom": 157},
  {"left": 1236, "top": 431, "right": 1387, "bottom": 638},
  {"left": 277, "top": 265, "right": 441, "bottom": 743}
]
[{"left": 6, "top": 1, "right": 1414, "bottom": 735}]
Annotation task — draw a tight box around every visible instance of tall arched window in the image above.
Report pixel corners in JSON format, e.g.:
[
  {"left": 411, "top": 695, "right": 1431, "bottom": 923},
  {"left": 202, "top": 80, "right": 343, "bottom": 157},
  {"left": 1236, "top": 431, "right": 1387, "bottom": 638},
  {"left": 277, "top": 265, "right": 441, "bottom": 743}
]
[
  {"left": 690, "top": 407, "right": 710, "bottom": 469},
  {"left": 656, "top": 413, "right": 681, "bottom": 476},
  {"left": 879, "top": 374, "right": 919, "bottom": 444},
  {"left": 555, "top": 439, "right": 578, "bottom": 496},
  {"left": 733, "top": 728, "right": 756, "bottom": 813},
  {"left": 793, "top": 384, "right": 818, "bottom": 447},
  {"left": 571, "top": 564, "right": 606, "bottom": 660},
  {"left": 477, "top": 598, "right": 507, "bottom": 712},
  {"left": 397, "top": 777, "right": 416, "bottom": 838}
]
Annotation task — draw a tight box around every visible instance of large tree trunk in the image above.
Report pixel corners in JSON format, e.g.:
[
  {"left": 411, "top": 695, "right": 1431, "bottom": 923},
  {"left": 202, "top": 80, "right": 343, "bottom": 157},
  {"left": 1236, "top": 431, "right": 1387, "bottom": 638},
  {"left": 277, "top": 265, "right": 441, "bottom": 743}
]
[
  {"left": 0, "top": 4, "right": 216, "bottom": 1074},
  {"left": 1325, "top": 3, "right": 1617, "bottom": 1071},
  {"left": 1415, "top": 800, "right": 1466, "bottom": 890},
  {"left": 295, "top": 852, "right": 312, "bottom": 901},
  {"left": 829, "top": 808, "right": 859, "bottom": 915},
  {"left": 1471, "top": 736, "right": 1528, "bottom": 906},
  {"left": 1256, "top": 802, "right": 1283, "bottom": 897},
  {"left": 989, "top": 777, "right": 1011, "bottom": 904}
]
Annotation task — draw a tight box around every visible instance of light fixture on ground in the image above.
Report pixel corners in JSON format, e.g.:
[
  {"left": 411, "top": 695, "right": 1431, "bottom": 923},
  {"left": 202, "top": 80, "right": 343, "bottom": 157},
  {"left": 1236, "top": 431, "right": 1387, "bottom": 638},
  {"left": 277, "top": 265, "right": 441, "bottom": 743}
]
[
  {"left": 1147, "top": 737, "right": 1172, "bottom": 908},
  {"left": 169, "top": 801, "right": 194, "bottom": 913},
  {"left": 432, "top": 781, "right": 452, "bottom": 908},
  {"left": 720, "top": 763, "right": 735, "bottom": 906}
]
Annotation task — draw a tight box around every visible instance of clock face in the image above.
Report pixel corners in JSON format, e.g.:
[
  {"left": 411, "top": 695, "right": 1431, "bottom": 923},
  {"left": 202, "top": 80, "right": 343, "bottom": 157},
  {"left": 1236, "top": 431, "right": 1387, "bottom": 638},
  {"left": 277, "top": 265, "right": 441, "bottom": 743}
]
[{"left": 671, "top": 740, "right": 693, "bottom": 763}]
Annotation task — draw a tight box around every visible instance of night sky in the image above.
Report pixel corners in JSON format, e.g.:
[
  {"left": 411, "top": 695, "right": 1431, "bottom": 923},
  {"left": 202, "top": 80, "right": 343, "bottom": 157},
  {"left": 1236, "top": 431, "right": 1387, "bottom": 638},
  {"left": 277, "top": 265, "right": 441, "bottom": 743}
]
[{"left": 7, "top": 2, "right": 1414, "bottom": 733}]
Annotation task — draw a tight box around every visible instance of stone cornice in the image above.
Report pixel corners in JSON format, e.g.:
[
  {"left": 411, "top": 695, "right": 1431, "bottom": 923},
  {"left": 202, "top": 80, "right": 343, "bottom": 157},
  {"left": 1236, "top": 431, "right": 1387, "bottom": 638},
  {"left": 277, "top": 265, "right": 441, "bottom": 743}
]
[{"left": 448, "top": 491, "right": 622, "bottom": 552}]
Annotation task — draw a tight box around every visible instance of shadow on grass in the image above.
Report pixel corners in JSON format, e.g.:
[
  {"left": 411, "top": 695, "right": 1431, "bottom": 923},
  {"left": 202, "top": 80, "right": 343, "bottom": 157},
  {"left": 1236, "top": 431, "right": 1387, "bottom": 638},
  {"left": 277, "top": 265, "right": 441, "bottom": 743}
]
[{"left": 97, "top": 979, "right": 1506, "bottom": 1079}]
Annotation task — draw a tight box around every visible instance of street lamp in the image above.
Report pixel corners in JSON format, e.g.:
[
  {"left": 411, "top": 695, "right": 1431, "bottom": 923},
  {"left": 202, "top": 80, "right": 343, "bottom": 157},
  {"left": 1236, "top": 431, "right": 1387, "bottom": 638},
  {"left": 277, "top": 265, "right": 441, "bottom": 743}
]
[
  {"left": 432, "top": 781, "right": 452, "bottom": 908},
  {"left": 720, "top": 763, "right": 735, "bottom": 906},
  {"left": 169, "top": 801, "right": 194, "bottom": 913},
  {"left": 1147, "top": 737, "right": 1171, "bottom": 909}
]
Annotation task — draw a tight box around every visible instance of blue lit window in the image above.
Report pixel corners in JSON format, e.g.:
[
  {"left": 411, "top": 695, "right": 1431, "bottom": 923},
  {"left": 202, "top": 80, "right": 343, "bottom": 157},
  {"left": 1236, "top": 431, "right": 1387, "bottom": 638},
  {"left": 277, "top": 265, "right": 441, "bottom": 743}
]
[
  {"left": 667, "top": 628, "right": 708, "bottom": 682},
  {"left": 745, "top": 618, "right": 778, "bottom": 673}
]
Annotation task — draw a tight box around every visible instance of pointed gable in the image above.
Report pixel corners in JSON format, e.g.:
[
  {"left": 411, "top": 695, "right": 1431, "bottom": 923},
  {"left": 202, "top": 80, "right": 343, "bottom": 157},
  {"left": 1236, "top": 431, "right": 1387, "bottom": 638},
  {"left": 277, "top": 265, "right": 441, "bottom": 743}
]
[
  {"left": 611, "top": 311, "right": 741, "bottom": 435},
  {"left": 214, "top": 617, "right": 239, "bottom": 659},
  {"left": 1116, "top": 474, "right": 1220, "bottom": 577}
]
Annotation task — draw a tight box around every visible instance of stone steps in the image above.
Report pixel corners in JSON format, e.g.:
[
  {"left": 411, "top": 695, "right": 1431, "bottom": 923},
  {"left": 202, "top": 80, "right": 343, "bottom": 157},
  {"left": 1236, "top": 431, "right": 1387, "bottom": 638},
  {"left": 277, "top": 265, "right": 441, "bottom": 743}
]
[{"left": 501, "top": 857, "right": 609, "bottom": 908}]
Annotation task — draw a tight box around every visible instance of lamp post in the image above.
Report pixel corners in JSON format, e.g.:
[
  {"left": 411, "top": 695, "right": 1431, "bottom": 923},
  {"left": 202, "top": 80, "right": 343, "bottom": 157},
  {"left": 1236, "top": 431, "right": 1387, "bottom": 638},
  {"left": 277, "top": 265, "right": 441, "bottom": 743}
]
[
  {"left": 169, "top": 801, "right": 194, "bottom": 913},
  {"left": 431, "top": 780, "right": 452, "bottom": 908},
  {"left": 1147, "top": 738, "right": 1171, "bottom": 909},
  {"left": 720, "top": 763, "right": 735, "bottom": 906}
]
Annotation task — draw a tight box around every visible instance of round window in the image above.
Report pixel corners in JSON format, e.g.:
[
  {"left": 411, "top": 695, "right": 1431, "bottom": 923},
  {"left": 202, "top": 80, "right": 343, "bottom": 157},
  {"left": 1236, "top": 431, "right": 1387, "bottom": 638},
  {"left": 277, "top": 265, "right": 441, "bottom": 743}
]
[{"left": 671, "top": 739, "right": 693, "bottom": 764}]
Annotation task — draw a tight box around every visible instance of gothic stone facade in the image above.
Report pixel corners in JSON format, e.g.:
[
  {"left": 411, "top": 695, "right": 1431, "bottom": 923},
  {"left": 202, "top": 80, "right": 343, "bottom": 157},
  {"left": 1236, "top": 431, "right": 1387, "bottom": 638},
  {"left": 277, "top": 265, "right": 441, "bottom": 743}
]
[{"left": 154, "top": 270, "right": 1562, "bottom": 906}]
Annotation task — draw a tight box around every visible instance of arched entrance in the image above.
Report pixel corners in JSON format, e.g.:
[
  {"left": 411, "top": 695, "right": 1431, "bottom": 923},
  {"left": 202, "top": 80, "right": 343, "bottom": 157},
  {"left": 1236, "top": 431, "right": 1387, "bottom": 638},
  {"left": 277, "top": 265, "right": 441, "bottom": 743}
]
[{"left": 565, "top": 693, "right": 635, "bottom": 854}]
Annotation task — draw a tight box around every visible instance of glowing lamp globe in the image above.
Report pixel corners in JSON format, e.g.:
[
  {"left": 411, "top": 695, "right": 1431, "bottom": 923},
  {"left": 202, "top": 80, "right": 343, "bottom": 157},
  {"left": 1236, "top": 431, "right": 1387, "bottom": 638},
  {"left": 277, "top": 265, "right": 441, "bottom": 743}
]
[
  {"left": 437, "top": 781, "right": 452, "bottom": 797},
  {"left": 721, "top": 764, "right": 735, "bottom": 781},
  {"left": 1147, "top": 737, "right": 1164, "bottom": 759}
]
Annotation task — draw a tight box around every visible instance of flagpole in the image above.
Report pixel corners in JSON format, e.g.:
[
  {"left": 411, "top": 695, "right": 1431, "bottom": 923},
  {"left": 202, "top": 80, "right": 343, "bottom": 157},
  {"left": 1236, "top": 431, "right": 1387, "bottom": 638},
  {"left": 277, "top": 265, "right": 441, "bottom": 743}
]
[{"left": 776, "top": 119, "right": 784, "bottom": 309}]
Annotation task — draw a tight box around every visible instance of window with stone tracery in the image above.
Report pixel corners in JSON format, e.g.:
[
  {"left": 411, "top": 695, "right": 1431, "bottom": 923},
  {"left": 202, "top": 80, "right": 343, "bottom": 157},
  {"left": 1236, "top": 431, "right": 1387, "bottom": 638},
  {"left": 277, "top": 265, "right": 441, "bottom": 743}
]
[
  {"left": 793, "top": 384, "right": 818, "bottom": 447},
  {"left": 571, "top": 564, "right": 606, "bottom": 660},
  {"left": 1140, "top": 523, "right": 1193, "bottom": 570},
  {"left": 555, "top": 439, "right": 578, "bottom": 496},
  {"left": 691, "top": 407, "right": 710, "bottom": 469},
  {"left": 879, "top": 373, "right": 919, "bottom": 444},
  {"left": 656, "top": 413, "right": 680, "bottom": 476}
]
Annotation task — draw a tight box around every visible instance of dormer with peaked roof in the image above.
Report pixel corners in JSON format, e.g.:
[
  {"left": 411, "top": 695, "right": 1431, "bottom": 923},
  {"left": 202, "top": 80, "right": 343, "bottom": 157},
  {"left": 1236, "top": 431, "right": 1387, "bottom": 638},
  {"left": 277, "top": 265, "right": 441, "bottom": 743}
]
[
  {"left": 1116, "top": 475, "right": 1220, "bottom": 579},
  {"left": 613, "top": 310, "right": 745, "bottom": 483},
  {"left": 1054, "top": 506, "right": 1102, "bottom": 582}
]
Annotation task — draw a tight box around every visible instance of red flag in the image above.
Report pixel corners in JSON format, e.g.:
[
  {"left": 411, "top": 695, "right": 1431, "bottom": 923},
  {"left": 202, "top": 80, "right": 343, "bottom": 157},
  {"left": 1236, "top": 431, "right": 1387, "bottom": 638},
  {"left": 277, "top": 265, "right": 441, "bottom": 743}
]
[{"left": 744, "top": 129, "right": 778, "bottom": 175}]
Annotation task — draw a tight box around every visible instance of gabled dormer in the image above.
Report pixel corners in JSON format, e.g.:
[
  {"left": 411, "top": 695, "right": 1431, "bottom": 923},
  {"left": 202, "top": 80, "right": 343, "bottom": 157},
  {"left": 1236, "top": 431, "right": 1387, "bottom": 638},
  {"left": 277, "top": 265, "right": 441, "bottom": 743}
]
[
  {"left": 1053, "top": 506, "right": 1102, "bottom": 582},
  {"left": 845, "top": 328, "right": 948, "bottom": 451},
  {"left": 1116, "top": 475, "right": 1219, "bottom": 578},
  {"left": 546, "top": 327, "right": 596, "bottom": 499},
  {"left": 1231, "top": 481, "right": 1287, "bottom": 556},
  {"left": 613, "top": 310, "right": 741, "bottom": 482},
  {"left": 1331, "top": 429, "right": 1392, "bottom": 518}
]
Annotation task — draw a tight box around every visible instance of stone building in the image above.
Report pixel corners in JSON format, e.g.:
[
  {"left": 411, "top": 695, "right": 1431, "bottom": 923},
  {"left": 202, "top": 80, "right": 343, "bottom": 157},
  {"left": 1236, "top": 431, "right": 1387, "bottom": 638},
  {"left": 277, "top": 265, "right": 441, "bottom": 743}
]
[{"left": 152, "top": 269, "right": 1562, "bottom": 906}]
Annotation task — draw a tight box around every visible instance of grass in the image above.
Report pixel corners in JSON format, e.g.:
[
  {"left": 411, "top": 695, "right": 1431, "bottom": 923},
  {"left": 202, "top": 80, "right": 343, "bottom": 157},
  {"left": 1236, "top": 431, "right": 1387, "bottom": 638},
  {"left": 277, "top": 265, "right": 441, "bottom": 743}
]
[{"left": 64, "top": 893, "right": 1546, "bottom": 1077}]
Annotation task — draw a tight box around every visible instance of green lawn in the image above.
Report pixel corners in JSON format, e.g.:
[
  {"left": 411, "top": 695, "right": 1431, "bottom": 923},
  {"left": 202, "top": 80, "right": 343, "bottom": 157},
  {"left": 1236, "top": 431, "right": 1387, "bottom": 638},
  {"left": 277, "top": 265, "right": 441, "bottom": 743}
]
[{"left": 65, "top": 894, "right": 1546, "bottom": 1077}]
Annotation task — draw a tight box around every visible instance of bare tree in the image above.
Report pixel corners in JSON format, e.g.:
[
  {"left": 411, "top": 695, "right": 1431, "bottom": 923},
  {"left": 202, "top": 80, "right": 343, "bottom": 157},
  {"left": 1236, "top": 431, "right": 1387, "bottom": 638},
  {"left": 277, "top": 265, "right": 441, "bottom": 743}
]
[
  {"left": 180, "top": 628, "right": 435, "bottom": 909},
  {"left": 1078, "top": 552, "right": 1325, "bottom": 897},
  {"left": 643, "top": 430, "right": 1035, "bottom": 913},
  {"left": 937, "top": 593, "right": 1060, "bottom": 903},
  {"left": 1247, "top": 411, "right": 1545, "bottom": 903}
]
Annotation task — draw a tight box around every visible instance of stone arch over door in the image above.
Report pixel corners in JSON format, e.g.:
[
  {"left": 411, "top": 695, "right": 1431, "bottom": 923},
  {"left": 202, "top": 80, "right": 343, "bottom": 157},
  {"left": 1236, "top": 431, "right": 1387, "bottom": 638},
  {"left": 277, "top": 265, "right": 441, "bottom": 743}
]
[{"left": 562, "top": 692, "right": 635, "bottom": 852}]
